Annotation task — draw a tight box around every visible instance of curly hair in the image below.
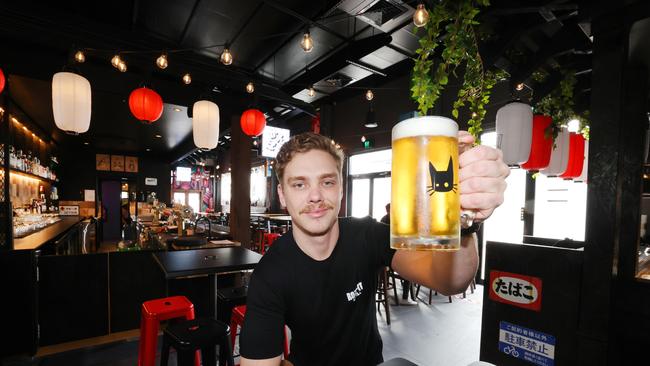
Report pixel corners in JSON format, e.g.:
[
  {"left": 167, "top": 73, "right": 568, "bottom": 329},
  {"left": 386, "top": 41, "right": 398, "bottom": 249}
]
[{"left": 274, "top": 132, "right": 344, "bottom": 183}]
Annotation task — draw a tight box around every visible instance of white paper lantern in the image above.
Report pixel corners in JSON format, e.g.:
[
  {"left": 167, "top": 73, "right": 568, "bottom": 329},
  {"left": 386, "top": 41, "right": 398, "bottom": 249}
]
[
  {"left": 52, "top": 72, "right": 92, "bottom": 134},
  {"left": 495, "top": 102, "right": 533, "bottom": 165},
  {"left": 192, "top": 100, "right": 220, "bottom": 149},
  {"left": 575, "top": 140, "right": 589, "bottom": 182},
  {"left": 541, "top": 128, "right": 571, "bottom": 176}
]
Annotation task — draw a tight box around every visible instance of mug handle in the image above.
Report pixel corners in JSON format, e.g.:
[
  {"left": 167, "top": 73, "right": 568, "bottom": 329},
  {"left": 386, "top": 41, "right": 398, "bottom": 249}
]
[{"left": 460, "top": 210, "right": 476, "bottom": 229}]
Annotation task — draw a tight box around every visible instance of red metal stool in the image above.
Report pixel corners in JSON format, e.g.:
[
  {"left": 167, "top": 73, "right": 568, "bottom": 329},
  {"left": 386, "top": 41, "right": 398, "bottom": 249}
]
[
  {"left": 260, "top": 233, "right": 280, "bottom": 255},
  {"left": 138, "top": 296, "right": 199, "bottom": 366},
  {"left": 230, "top": 305, "right": 289, "bottom": 363}
]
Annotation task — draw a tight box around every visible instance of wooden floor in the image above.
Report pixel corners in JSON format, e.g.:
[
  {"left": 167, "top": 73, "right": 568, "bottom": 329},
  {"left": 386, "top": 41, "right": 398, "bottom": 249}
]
[{"left": 3, "top": 283, "right": 484, "bottom": 366}]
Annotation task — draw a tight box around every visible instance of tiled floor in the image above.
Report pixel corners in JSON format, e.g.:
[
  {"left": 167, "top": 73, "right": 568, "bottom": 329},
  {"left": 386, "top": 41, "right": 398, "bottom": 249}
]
[{"left": 3, "top": 283, "right": 484, "bottom": 366}]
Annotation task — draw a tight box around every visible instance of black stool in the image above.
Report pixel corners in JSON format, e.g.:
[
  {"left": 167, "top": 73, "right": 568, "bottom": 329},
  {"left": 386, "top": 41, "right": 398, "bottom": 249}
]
[{"left": 161, "top": 317, "right": 235, "bottom": 366}]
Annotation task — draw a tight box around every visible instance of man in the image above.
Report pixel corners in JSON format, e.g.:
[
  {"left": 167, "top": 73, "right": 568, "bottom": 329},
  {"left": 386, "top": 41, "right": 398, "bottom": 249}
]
[{"left": 240, "top": 132, "right": 509, "bottom": 366}]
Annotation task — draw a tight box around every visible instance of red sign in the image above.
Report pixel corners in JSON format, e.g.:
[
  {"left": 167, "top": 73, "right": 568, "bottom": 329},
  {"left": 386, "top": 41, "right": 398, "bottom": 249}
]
[{"left": 488, "top": 270, "right": 543, "bottom": 311}]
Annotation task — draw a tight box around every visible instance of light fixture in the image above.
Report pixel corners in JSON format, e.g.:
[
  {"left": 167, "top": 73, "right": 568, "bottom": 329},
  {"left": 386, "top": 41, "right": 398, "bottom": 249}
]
[
  {"left": 221, "top": 48, "right": 233, "bottom": 65},
  {"left": 364, "top": 108, "right": 378, "bottom": 128},
  {"left": 84, "top": 142, "right": 90, "bottom": 145},
  {"left": 567, "top": 118, "right": 580, "bottom": 133},
  {"left": 111, "top": 54, "right": 122, "bottom": 68},
  {"left": 155, "top": 134, "right": 162, "bottom": 138},
  {"left": 365, "top": 89, "right": 374, "bottom": 101},
  {"left": 253, "top": 139, "right": 258, "bottom": 146},
  {"left": 301, "top": 31, "right": 314, "bottom": 53},
  {"left": 173, "top": 107, "right": 182, "bottom": 112},
  {"left": 516, "top": 83, "right": 525, "bottom": 91},
  {"left": 118, "top": 60, "right": 127, "bottom": 72},
  {"left": 182, "top": 73, "right": 192, "bottom": 85},
  {"left": 52, "top": 72, "right": 92, "bottom": 135},
  {"left": 413, "top": 4, "right": 429, "bottom": 27},
  {"left": 496, "top": 102, "right": 533, "bottom": 165},
  {"left": 308, "top": 87, "right": 315, "bottom": 97},
  {"left": 74, "top": 50, "right": 85, "bottom": 63},
  {"left": 471, "top": 112, "right": 478, "bottom": 118},
  {"left": 361, "top": 136, "right": 366, "bottom": 142},
  {"left": 193, "top": 100, "right": 220, "bottom": 149},
  {"left": 146, "top": 148, "right": 151, "bottom": 152},
  {"left": 156, "top": 53, "right": 168, "bottom": 69},
  {"left": 246, "top": 82, "right": 255, "bottom": 94}
]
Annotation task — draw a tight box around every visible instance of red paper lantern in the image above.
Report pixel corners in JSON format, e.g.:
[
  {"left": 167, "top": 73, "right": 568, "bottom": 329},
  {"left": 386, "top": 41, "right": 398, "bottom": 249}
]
[
  {"left": 559, "top": 133, "right": 586, "bottom": 179},
  {"left": 521, "top": 115, "right": 553, "bottom": 170},
  {"left": 0, "top": 68, "right": 5, "bottom": 94},
  {"left": 128, "top": 87, "right": 163, "bottom": 123},
  {"left": 240, "top": 109, "right": 266, "bottom": 137}
]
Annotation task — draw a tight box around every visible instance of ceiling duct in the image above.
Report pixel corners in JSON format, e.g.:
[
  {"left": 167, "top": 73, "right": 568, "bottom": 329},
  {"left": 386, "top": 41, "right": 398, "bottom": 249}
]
[{"left": 338, "top": 0, "right": 414, "bottom": 33}]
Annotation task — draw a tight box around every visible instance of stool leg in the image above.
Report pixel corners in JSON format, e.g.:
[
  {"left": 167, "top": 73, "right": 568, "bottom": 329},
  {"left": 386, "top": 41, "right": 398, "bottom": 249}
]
[
  {"left": 282, "top": 326, "right": 290, "bottom": 359},
  {"left": 160, "top": 336, "right": 170, "bottom": 366},
  {"left": 139, "top": 316, "right": 160, "bottom": 366},
  {"left": 229, "top": 318, "right": 238, "bottom": 356},
  {"left": 381, "top": 269, "right": 391, "bottom": 325},
  {"left": 220, "top": 331, "right": 236, "bottom": 366},
  {"left": 201, "top": 345, "right": 217, "bottom": 366},
  {"left": 177, "top": 349, "right": 195, "bottom": 366}
]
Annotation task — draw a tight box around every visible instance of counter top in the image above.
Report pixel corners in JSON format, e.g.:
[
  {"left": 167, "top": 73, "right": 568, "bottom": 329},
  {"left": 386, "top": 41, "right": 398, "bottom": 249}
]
[{"left": 13, "top": 217, "right": 84, "bottom": 251}]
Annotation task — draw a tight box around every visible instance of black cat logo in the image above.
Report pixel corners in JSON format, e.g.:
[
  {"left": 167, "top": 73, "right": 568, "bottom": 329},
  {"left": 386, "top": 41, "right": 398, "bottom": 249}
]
[{"left": 427, "top": 157, "right": 457, "bottom": 195}]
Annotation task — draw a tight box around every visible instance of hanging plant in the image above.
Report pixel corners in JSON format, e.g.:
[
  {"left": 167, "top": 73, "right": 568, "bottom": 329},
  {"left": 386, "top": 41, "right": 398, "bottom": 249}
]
[
  {"left": 533, "top": 69, "right": 590, "bottom": 143},
  {"left": 410, "top": 0, "right": 500, "bottom": 143}
]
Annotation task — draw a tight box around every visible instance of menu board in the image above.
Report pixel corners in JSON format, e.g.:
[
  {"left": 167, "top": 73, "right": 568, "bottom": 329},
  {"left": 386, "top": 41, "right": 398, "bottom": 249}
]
[{"left": 261, "top": 126, "right": 290, "bottom": 158}]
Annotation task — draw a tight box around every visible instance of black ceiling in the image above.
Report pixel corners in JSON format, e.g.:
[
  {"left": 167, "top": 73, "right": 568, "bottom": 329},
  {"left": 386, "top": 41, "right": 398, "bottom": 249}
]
[{"left": 0, "top": 0, "right": 595, "bottom": 165}]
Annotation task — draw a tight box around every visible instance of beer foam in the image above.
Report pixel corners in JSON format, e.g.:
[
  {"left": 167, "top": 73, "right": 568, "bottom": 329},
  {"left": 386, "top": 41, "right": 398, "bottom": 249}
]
[{"left": 392, "top": 116, "right": 458, "bottom": 140}]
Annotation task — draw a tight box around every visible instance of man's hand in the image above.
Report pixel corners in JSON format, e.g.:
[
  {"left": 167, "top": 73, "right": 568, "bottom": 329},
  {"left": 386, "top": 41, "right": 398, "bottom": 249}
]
[{"left": 458, "top": 131, "right": 509, "bottom": 222}]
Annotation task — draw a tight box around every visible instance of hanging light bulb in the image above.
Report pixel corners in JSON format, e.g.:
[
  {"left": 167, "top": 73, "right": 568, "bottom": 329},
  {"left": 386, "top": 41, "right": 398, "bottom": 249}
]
[
  {"left": 516, "top": 83, "right": 525, "bottom": 91},
  {"left": 221, "top": 48, "right": 233, "bottom": 65},
  {"left": 111, "top": 54, "right": 122, "bottom": 68},
  {"left": 74, "top": 50, "right": 86, "bottom": 63},
  {"left": 182, "top": 73, "right": 192, "bottom": 85},
  {"left": 365, "top": 89, "right": 374, "bottom": 101},
  {"left": 413, "top": 4, "right": 429, "bottom": 27},
  {"left": 361, "top": 135, "right": 366, "bottom": 143},
  {"left": 301, "top": 31, "right": 314, "bottom": 53},
  {"left": 118, "top": 60, "right": 127, "bottom": 73},
  {"left": 156, "top": 53, "right": 168, "bottom": 69},
  {"left": 246, "top": 82, "right": 255, "bottom": 93},
  {"left": 308, "top": 86, "right": 315, "bottom": 97}
]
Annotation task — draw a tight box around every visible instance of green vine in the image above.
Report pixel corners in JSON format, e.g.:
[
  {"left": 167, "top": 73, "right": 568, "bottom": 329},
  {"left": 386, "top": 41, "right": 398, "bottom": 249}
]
[{"left": 410, "top": 0, "right": 493, "bottom": 143}]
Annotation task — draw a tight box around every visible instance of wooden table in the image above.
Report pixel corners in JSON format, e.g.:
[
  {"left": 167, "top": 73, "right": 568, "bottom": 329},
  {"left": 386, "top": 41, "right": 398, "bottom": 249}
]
[
  {"left": 251, "top": 213, "right": 292, "bottom": 232},
  {"left": 152, "top": 247, "right": 262, "bottom": 318}
]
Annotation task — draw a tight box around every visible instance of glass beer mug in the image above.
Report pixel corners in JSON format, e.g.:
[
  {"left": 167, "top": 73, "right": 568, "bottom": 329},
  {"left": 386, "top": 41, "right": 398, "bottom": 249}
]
[{"left": 391, "top": 116, "right": 470, "bottom": 251}]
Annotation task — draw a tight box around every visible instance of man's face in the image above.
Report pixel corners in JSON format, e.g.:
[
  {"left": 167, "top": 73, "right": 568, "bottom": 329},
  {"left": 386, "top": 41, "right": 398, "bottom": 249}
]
[{"left": 278, "top": 149, "right": 342, "bottom": 237}]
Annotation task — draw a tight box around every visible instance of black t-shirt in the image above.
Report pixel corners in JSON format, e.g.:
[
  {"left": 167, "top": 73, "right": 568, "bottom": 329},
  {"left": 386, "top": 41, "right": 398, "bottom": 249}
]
[{"left": 240, "top": 216, "right": 395, "bottom": 366}]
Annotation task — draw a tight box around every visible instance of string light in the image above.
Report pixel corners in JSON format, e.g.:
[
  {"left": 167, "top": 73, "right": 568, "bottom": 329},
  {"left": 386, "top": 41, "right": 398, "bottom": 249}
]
[
  {"left": 246, "top": 82, "right": 255, "bottom": 93},
  {"left": 117, "top": 60, "right": 127, "bottom": 72},
  {"left": 413, "top": 4, "right": 429, "bottom": 27},
  {"left": 516, "top": 83, "right": 525, "bottom": 91},
  {"left": 308, "top": 86, "right": 315, "bottom": 97},
  {"left": 301, "top": 31, "right": 314, "bottom": 53},
  {"left": 221, "top": 48, "right": 233, "bottom": 65},
  {"left": 182, "top": 73, "right": 192, "bottom": 85},
  {"left": 111, "top": 54, "right": 122, "bottom": 68},
  {"left": 361, "top": 136, "right": 366, "bottom": 142},
  {"left": 156, "top": 53, "right": 168, "bottom": 69},
  {"left": 365, "top": 89, "right": 374, "bottom": 101},
  {"left": 74, "top": 50, "right": 85, "bottom": 63}
]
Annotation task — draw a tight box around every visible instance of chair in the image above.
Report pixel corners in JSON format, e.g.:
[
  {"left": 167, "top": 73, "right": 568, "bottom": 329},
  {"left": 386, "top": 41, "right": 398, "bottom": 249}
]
[
  {"left": 387, "top": 269, "right": 414, "bottom": 305},
  {"left": 260, "top": 233, "right": 280, "bottom": 255},
  {"left": 161, "top": 317, "right": 235, "bottom": 366},
  {"left": 375, "top": 267, "right": 391, "bottom": 324},
  {"left": 229, "top": 305, "right": 290, "bottom": 363},
  {"left": 138, "top": 296, "right": 198, "bottom": 366},
  {"left": 415, "top": 278, "right": 476, "bottom": 304}
]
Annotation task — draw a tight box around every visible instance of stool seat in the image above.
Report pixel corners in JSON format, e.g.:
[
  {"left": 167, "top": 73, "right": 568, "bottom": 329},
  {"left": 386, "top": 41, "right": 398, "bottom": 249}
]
[
  {"left": 260, "top": 233, "right": 281, "bottom": 255},
  {"left": 162, "top": 318, "right": 235, "bottom": 366}
]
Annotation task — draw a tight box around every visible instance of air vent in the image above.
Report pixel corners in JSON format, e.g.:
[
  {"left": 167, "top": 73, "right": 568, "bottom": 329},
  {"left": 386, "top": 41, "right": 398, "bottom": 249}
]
[
  {"left": 324, "top": 72, "right": 354, "bottom": 88},
  {"left": 359, "top": 0, "right": 407, "bottom": 27}
]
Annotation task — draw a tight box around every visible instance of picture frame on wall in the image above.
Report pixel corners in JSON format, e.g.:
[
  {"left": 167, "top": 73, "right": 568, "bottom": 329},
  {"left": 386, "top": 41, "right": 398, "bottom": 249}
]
[
  {"left": 125, "top": 156, "right": 138, "bottom": 173},
  {"left": 111, "top": 155, "right": 125, "bottom": 172},
  {"left": 96, "top": 154, "right": 110, "bottom": 171}
]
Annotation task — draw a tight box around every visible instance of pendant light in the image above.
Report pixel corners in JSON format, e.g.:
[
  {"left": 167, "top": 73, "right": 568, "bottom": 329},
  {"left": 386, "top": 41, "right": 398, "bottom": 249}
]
[
  {"left": 495, "top": 101, "right": 533, "bottom": 166},
  {"left": 365, "top": 89, "right": 374, "bottom": 101},
  {"left": 521, "top": 115, "right": 553, "bottom": 170},
  {"left": 301, "top": 31, "right": 314, "bottom": 53},
  {"left": 559, "top": 133, "right": 586, "bottom": 179},
  {"left": 575, "top": 140, "right": 589, "bottom": 182},
  {"left": 240, "top": 109, "right": 266, "bottom": 137},
  {"left": 128, "top": 87, "right": 163, "bottom": 123},
  {"left": 156, "top": 53, "right": 168, "bottom": 69},
  {"left": 0, "top": 68, "right": 5, "bottom": 94},
  {"left": 111, "top": 54, "right": 122, "bottom": 68},
  {"left": 246, "top": 82, "right": 255, "bottom": 94},
  {"left": 541, "top": 128, "right": 571, "bottom": 176},
  {"left": 182, "top": 73, "right": 192, "bottom": 85},
  {"left": 74, "top": 50, "right": 86, "bottom": 63},
  {"left": 308, "top": 86, "right": 315, "bottom": 97},
  {"left": 52, "top": 72, "right": 92, "bottom": 135},
  {"left": 221, "top": 48, "right": 233, "bottom": 65},
  {"left": 413, "top": 4, "right": 429, "bottom": 27}
]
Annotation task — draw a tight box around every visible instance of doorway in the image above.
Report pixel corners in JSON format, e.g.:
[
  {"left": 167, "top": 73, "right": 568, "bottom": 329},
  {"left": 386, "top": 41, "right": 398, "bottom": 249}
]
[{"left": 100, "top": 180, "right": 121, "bottom": 242}]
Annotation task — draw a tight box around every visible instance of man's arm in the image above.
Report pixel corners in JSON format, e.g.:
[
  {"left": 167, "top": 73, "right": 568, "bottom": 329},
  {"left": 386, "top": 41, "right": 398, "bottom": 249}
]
[{"left": 391, "top": 233, "right": 478, "bottom": 295}]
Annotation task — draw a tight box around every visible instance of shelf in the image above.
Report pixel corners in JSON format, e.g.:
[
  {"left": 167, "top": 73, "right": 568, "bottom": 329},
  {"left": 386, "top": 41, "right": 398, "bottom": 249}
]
[{"left": 9, "top": 168, "right": 58, "bottom": 184}]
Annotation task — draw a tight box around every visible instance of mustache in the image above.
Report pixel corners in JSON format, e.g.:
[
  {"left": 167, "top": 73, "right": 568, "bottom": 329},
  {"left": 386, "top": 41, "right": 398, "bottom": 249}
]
[{"left": 299, "top": 203, "right": 334, "bottom": 214}]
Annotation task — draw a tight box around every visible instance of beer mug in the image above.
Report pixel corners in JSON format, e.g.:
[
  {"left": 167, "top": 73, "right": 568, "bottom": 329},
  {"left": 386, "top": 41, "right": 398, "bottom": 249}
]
[{"left": 391, "top": 116, "right": 470, "bottom": 251}]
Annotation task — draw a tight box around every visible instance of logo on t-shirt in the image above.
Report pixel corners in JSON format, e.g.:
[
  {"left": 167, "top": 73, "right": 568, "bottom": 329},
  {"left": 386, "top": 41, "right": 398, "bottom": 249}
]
[{"left": 346, "top": 281, "right": 364, "bottom": 302}]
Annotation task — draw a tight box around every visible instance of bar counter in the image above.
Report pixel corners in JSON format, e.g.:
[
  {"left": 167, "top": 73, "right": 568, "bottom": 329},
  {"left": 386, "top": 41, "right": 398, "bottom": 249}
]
[{"left": 13, "top": 216, "right": 84, "bottom": 251}]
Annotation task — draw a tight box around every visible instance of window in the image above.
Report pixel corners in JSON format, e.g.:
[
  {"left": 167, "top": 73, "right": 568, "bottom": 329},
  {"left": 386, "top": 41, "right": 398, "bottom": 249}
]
[
  {"left": 250, "top": 166, "right": 267, "bottom": 207},
  {"left": 220, "top": 172, "right": 231, "bottom": 212},
  {"left": 348, "top": 149, "right": 391, "bottom": 220}
]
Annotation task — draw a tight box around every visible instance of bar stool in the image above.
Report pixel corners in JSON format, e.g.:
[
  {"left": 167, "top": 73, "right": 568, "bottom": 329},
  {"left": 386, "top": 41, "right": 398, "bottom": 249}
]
[
  {"left": 230, "top": 305, "right": 289, "bottom": 362},
  {"left": 260, "top": 233, "right": 280, "bottom": 255},
  {"left": 375, "top": 267, "right": 391, "bottom": 325},
  {"left": 161, "top": 317, "right": 235, "bottom": 366},
  {"left": 138, "top": 296, "right": 198, "bottom": 366}
]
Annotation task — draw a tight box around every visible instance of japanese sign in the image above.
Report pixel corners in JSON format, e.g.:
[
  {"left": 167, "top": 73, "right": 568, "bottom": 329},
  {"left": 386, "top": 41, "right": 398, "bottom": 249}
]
[
  {"left": 261, "top": 125, "right": 290, "bottom": 158},
  {"left": 489, "top": 270, "right": 542, "bottom": 311},
  {"left": 499, "top": 321, "right": 556, "bottom": 366}
]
